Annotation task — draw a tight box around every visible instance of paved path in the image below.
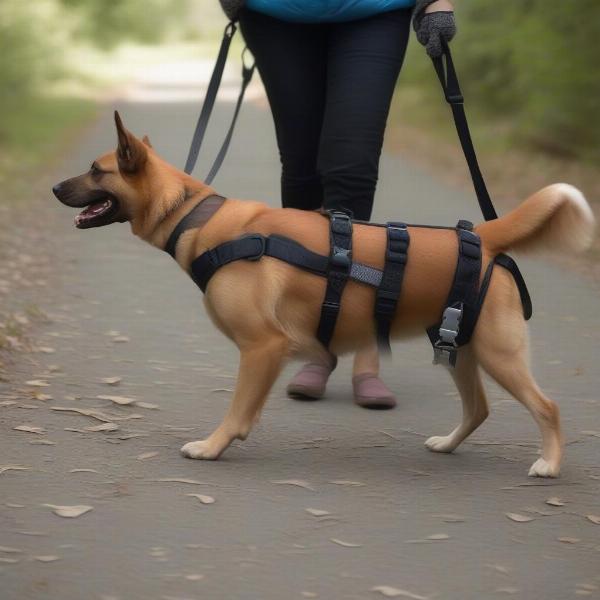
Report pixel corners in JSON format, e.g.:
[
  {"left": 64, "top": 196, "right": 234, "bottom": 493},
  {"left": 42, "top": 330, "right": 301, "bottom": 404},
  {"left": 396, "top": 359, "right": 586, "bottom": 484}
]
[{"left": 1, "top": 64, "right": 600, "bottom": 600}]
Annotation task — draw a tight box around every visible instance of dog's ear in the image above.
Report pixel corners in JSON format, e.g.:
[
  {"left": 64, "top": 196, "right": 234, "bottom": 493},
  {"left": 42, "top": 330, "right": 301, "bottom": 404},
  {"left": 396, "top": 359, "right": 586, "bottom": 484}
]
[
  {"left": 114, "top": 111, "right": 147, "bottom": 173},
  {"left": 142, "top": 135, "right": 153, "bottom": 148}
]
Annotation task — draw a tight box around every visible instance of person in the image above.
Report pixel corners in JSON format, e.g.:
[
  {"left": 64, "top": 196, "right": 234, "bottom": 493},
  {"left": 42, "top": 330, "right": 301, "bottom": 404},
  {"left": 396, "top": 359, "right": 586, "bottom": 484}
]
[{"left": 218, "top": 0, "right": 456, "bottom": 409}]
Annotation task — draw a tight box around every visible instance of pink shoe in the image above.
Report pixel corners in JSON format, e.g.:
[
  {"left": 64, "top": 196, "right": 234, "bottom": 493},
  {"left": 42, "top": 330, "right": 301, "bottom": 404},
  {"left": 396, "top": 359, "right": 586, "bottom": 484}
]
[
  {"left": 287, "top": 360, "right": 335, "bottom": 400},
  {"left": 352, "top": 373, "right": 397, "bottom": 410}
]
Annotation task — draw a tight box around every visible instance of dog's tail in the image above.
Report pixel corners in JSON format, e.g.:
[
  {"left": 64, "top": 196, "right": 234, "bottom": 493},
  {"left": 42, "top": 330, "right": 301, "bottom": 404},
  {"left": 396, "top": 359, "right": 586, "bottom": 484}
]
[{"left": 476, "top": 183, "right": 595, "bottom": 256}]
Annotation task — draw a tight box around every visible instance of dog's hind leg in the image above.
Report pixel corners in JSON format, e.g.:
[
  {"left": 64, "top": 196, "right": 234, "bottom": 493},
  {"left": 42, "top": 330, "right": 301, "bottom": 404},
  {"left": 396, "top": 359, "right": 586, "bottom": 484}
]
[
  {"left": 425, "top": 344, "right": 489, "bottom": 453},
  {"left": 473, "top": 286, "right": 563, "bottom": 477},
  {"left": 181, "top": 334, "right": 289, "bottom": 460}
]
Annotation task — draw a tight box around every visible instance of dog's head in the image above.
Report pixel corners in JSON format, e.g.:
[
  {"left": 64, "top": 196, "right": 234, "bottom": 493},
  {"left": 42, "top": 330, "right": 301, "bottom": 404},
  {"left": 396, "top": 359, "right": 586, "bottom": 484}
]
[{"left": 53, "top": 111, "right": 178, "bottom": 232}]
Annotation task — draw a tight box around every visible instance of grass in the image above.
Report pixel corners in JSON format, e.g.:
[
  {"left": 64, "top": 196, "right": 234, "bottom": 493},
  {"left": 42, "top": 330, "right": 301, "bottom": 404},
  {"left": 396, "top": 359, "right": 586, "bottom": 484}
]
[{"left": 0, "top": 94, "right": 97, "bottom": 199}]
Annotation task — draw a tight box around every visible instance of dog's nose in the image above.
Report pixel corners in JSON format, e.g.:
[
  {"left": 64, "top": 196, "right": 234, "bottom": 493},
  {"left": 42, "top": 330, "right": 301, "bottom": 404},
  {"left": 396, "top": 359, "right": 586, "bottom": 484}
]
[{"left": 52, "top": 183, "right": 63, "bottom": 198}]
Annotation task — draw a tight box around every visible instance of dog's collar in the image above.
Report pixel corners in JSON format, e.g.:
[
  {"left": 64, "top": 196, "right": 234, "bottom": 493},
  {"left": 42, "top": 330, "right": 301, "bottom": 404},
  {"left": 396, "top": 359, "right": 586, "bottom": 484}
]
[{"left": 164, "top": 193, "right": 226, "bottom": 259}]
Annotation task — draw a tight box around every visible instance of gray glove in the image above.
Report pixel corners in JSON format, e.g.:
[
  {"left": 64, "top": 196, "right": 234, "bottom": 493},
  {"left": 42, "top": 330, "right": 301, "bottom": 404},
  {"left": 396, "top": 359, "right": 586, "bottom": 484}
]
[{"left": 414, "top": 10, "right": 456, "bottom": 58}]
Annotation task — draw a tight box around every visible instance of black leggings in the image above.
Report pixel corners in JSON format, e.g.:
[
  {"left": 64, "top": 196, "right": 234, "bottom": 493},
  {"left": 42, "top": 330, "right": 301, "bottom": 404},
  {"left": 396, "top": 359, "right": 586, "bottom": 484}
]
[{"left": 239, "top": 7, "right": 412, "bottom": 220}]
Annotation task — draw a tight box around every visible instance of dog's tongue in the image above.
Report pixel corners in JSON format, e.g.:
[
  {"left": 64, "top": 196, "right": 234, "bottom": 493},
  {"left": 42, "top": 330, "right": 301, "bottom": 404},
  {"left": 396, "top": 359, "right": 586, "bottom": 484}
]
[{"left": 74, "top": 200, "right": 112, "bottom": 226}]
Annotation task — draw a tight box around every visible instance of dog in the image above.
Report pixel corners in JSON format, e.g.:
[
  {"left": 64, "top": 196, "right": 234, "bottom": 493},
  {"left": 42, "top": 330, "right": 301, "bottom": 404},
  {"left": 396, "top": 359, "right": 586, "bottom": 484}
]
[{"left": 52, "top": 111, "right": 595, "bottom": 477}]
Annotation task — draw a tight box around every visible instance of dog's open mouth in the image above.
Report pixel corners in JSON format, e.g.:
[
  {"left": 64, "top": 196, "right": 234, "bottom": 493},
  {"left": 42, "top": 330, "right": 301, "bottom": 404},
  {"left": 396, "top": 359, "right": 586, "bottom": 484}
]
[{"left": 74, "top": 196, "right": 119, "bottom": 229}]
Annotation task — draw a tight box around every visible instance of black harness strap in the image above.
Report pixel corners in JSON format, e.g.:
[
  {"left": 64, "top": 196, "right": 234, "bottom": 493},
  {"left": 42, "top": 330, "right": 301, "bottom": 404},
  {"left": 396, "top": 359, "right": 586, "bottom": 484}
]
[
  {"left": 427, "top": 220, "right": 482, "bottom": 367},
  {"left": 164, "top": 194, "right": 226, "bottom": 259},
  {"left": 316, "top": 212, "right": 353, "bottom": 348},
  {"left": 431, "top": 43, "right": 497, "bottom": 222},
  {"left": 374, "top": 222, "right": 410, "bottom": 353},
  {"left": 189, "top": 233, "right": 383, "bottom": 294},
  {"left": 495, "top": 253, "right": 532, "bottom": 320},
  {"left": 184, "top": 22, "right": 255, "bottom": 184}
]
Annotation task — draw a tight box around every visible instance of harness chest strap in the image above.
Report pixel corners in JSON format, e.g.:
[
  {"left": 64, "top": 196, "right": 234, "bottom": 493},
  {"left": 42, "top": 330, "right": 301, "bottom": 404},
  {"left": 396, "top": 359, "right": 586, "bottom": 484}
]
[{"left": 375, "top": 222, "right": 410, "bottom": 354}]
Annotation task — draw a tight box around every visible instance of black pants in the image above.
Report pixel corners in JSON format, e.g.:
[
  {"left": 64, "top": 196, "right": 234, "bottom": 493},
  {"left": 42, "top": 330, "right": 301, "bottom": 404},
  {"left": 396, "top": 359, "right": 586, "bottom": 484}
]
[{"left": 239, "top": 7, "right": 412, "bottom": 220}]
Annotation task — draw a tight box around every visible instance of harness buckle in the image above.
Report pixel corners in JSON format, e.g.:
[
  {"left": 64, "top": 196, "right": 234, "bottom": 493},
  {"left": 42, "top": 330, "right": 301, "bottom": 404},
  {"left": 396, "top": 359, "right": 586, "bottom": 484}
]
[
  {"left": 432, "top": 304, "right": 463, "bottom": 367},
  {"left": 433, "top": 342, "right": 458, "bottom": 367},
  {"left": 244, "top": 234, "right": 266, "bottom": 261},
  {"left": 331, "top": 247, "right": 351, "bottom": 271}
]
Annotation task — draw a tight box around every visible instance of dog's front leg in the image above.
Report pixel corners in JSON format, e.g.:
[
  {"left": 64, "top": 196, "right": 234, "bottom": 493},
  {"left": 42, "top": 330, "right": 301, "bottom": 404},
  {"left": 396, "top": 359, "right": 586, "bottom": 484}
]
[{"left": 181, "top": 334, "right": 289, "bottom": 460}]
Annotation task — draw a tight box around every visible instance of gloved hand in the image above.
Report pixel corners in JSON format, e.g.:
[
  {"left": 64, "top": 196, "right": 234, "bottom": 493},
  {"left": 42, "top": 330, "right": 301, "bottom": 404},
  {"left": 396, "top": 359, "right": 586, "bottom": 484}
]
[{"left": 414, "top": 10, "right": 456, "bottom": 58}]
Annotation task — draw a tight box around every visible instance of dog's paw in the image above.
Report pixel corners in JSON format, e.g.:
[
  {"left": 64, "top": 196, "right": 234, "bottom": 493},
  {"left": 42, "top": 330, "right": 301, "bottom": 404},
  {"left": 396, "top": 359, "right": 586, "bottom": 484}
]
[
  {"left": 424, "top": 435, "right": 456, "bottom": 453},
  {"left": 180, "top": 440, "right": 220, "bottom": 460},
  {"left": 528, "top": 457, "right": 560, "bottom": 478}
]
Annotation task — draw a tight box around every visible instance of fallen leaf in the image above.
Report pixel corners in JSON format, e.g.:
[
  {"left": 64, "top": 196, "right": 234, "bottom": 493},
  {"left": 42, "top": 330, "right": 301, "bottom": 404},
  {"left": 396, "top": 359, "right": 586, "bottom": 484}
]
[
  {"left": 328, "top": 480, "right": 365, "bottom": 487},
  {"left": 14, "top": 425, "right": 45, "bottom": 435},
  {"left": 271, "top": 479, "right": 315, "bottom": 491},
  {"left": 433, "top": 514, "right": 465, "bottom": 523},
  {"left": 586, "top": 515, "right": 600, "bottom": 525},
  {"left": 0, "top": 465, "right": 30, "bottom": 475},
  {"left": 305, "top": 508, "right": 331, "bottom": 517},
  {"left": 37, "top": 347, "right": 55, "bottom": 354},
  {"left": 136, "top": 451, "right": 159, "bottom": 461},
  {"left": 155, "top": 478, "right": 210, "bottom": 485},
  {"left": 486, "top": 564, "right": 510, "bottom": 574},
  {"left": 25, "top": 380, "right": 50, "bottom": 387},
  {"left": 546, "top": 497, "right": 565, "bottom": 507},
  {"left": 371, "top": 586, "right": 429, "bottom": 599},
  {"left": 186, "top": 493, "right": 215, "bottom": 505},
  {"left": 84, "top": 423, "right": 119, "bottom": 432},
  {"left": 330, "top": 538, "right": 362, "bottom": 548},
  {"left": 427, "top": 533, "right": 449, "bottom": 540},
  {"left": 34, "top": 555, "right": 60, "bottom": 562},
  {"left": 42, "top": 504, "right": 93, "bottom": 518},
  {"left": 557, "top": 536, "right": 580, "bottom": 544},
  {"left": 96, "top": 395, "right": 136, "bottom": 406},
  {"left": 51, "top": 406, "right": 139, "bottom": 422},
  {"left": 101, "top": 377, "right": 122, "bottom": 385},
  {"left": 33, "top": 392, "right": 53, "bottom": 401},
  {"left": 506, "top": 513, "right": 534, "bottom": 523},
  {"left": 134, "top": 401, "right": 159, "bottom": 410}
]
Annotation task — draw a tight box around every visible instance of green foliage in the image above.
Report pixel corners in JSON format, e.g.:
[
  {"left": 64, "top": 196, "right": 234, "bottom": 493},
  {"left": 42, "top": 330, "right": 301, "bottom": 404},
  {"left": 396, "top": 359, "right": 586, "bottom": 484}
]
[
  {"left": 0, "top": 2, "right": 61, "bottom": 109},
  {"left": 401, "top": 0, "right": 600, "bottom": 160},
  {"left": 59, "top": 0, "right": 188, "bottom": 49}
]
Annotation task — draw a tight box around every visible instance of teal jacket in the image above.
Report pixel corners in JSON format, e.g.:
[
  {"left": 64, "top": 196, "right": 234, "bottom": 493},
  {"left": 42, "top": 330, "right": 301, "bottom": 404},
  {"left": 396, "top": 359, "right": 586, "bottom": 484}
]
[{"left": 245, "top": 0, "right": 416, "bottom": 23}]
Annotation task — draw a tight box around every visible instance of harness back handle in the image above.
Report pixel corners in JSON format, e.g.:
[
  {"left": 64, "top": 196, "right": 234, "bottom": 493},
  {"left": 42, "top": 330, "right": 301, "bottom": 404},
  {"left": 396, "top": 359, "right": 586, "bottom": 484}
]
[{"left": 431, "top": 42, "right": 498, "bottom": 222}]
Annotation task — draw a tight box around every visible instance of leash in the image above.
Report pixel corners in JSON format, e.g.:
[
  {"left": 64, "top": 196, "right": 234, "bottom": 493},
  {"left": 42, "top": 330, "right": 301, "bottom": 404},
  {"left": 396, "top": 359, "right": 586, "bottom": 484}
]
[
  {"left": 184, "top": 22, "right": 255, "bottom": 184},
  {"left": 431, "top": 41, "right": 498, "bottom": 221}
]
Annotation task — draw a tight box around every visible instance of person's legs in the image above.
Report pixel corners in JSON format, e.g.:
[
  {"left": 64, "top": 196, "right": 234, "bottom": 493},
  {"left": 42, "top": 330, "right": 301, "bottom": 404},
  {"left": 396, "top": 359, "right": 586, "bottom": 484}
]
[
  {"left": 239, "top": 9, "right": 327, "bottom": 210},
  {"left": 318, "top": 8, "right": 412, "bottom": 219},
  {"left": 319, "top": 9, "right": 412, "bottom": 406},
  {"left": 240, "top": 10, "right": 336, "bottom": 399}
]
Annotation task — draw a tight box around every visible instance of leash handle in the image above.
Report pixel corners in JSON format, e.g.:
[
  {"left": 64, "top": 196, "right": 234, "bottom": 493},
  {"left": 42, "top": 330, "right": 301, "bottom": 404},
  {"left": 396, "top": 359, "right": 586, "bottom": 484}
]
[
  {"left": 431, "top": 42, "right": 498, "bottom": 221},
  {"left": 184, "top": 21, "right": 237, "bottom": 175},
  {"left": 205, "top": 48, "right": 256, "bottom": 185}
]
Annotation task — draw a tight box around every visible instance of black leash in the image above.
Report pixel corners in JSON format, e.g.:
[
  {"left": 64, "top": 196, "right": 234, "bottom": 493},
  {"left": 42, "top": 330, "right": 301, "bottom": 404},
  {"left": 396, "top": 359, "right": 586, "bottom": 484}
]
[
  {"left": 184, "top": 22, "right": 255, "bottom": 183},
  {"left": 431, "top": 42, "right": 498, "bottom": 221}
]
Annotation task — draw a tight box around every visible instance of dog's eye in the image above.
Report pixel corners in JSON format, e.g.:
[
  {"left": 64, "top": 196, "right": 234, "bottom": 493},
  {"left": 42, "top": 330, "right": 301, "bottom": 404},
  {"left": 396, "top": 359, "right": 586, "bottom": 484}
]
[{"left": 90, "top": 164, "right": 103, "bottom": 178}]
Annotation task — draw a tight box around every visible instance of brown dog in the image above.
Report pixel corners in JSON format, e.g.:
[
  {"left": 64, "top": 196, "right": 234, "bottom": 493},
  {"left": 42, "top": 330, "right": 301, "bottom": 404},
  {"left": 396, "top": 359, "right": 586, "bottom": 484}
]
[{"left": 53, "top": 112, "right": 595, "bottom": 477}]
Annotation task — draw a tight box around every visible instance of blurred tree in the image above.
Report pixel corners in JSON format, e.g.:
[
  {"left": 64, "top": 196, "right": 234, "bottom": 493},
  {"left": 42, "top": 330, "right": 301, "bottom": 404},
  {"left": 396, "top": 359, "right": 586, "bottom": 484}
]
[
  {"left": 401, "top": 0, "right": 600, "bottom": 160},
  {"left": 59, "top": 0, "right": 188, "bottom": 48}
]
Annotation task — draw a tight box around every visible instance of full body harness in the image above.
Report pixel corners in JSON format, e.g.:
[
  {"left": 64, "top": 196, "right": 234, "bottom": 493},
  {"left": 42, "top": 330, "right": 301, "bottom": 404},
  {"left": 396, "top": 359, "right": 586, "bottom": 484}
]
[{"left": 168, "top": 25, "right": 532, "bottom": 367}]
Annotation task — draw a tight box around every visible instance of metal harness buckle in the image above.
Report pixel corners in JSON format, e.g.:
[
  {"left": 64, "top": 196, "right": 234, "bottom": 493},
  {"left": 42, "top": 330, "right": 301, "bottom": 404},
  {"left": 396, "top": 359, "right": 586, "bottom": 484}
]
[{"left": 432, "top": 305, "right": 463, "bottom": 367}]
